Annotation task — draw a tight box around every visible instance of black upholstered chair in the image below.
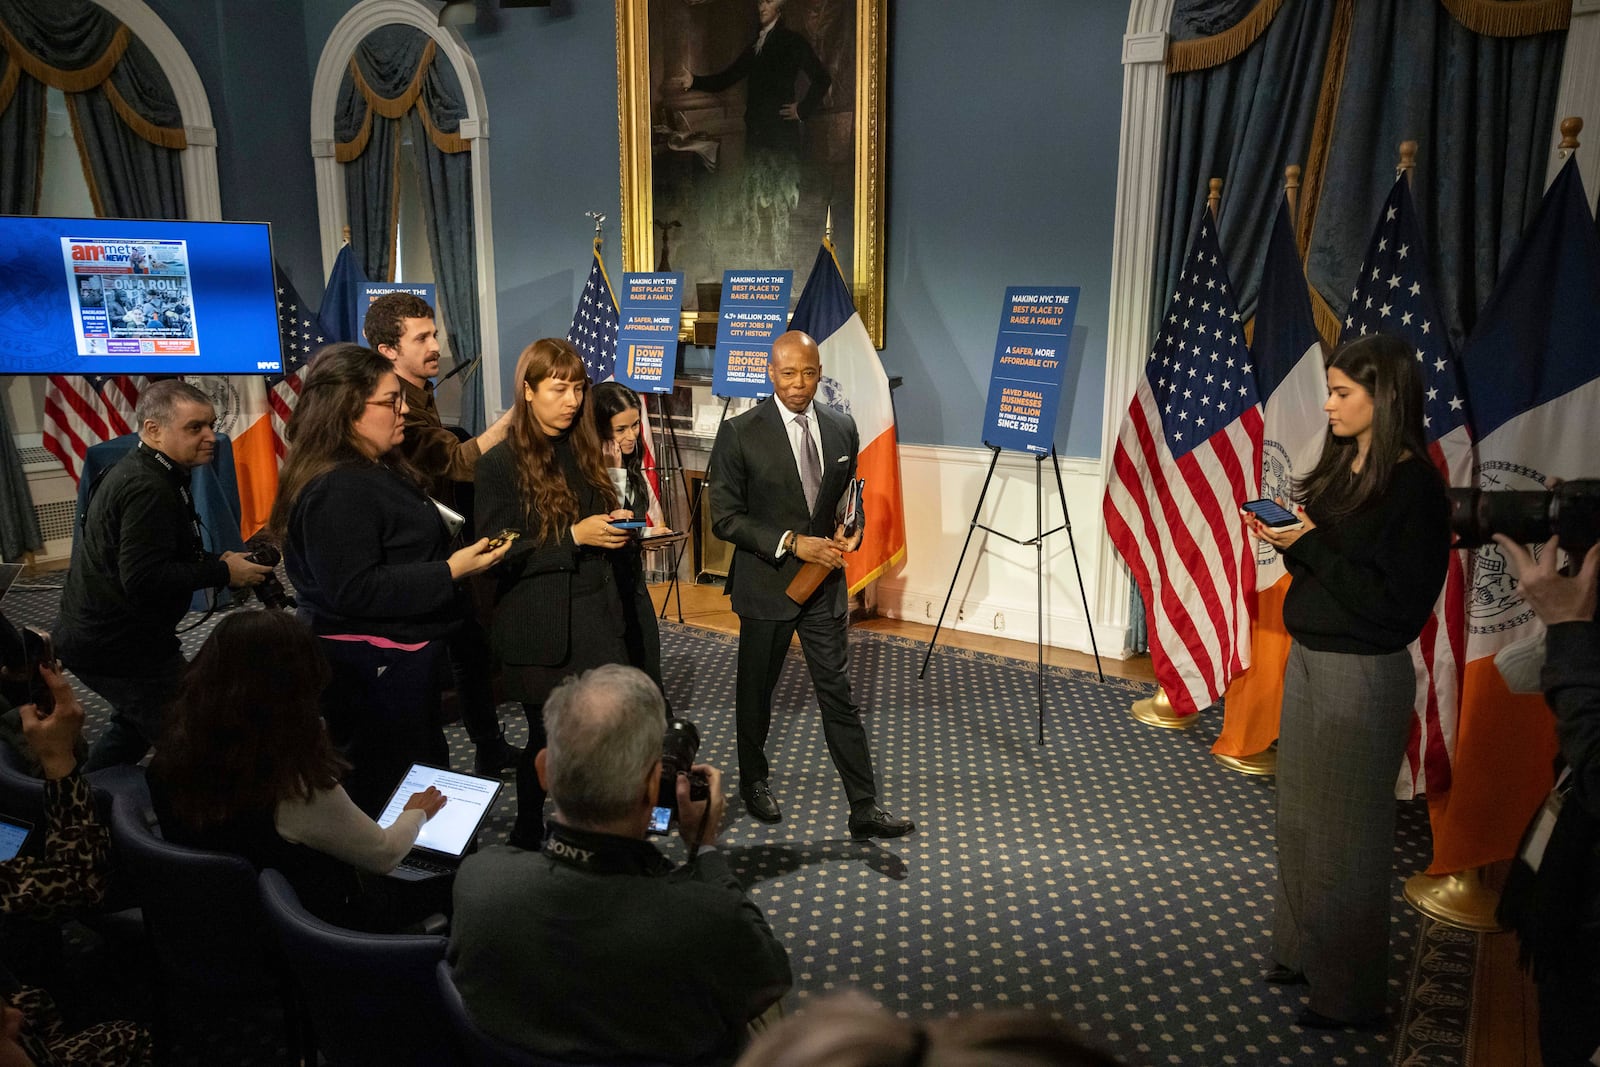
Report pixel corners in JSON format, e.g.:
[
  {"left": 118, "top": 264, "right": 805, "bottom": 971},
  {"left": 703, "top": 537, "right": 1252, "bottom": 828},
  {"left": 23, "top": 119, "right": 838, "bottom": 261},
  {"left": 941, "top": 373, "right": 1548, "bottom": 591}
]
[
  {"left": 107, "top": 795, "right": 302, "bottom": 1063},
  {"left": 259, "top": 868, "right": 462, "bottom": 1066},
  {"left": 436, "top": 959, "right": 555, "bottom": 1067}
]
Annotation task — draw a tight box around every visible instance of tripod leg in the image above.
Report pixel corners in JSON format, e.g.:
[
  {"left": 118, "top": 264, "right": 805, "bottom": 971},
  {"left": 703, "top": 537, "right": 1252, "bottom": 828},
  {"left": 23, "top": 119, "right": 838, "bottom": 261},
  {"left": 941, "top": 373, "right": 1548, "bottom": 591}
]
[
  {"left": 1051, "top": 448, "right": 1104, "bottom": 682},
  {"left": 1036, "top": 455, "right": 1045, "bottom": 745},
  {"left": 919, "top": 447, "right": 1003, "bottom": 679}
]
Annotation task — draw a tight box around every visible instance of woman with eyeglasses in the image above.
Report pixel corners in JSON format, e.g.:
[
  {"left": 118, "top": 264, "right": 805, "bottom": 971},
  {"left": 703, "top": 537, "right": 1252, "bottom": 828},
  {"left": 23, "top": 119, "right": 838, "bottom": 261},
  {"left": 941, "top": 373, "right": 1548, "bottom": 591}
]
[
  {"left": 474, "top": 339, "right": 640, "bottom": 848},
  {"left": 269, "top": 344, "right": 509, "bottom": 815}
]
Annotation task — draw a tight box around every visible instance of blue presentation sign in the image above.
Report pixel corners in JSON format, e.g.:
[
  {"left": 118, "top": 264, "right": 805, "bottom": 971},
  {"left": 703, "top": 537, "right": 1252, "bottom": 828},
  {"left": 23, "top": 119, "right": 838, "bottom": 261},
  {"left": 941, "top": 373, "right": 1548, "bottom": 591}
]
[
  {"left": 359, "top": 283, "right": 436, "bottom": 344},
  {"left": 981, "top": 286, "right": 1079, "bottom": 454},
  {"left": 712, "top": 269, "right": 792, "bottom": 398},
  {"left": 614, "top": 273, "right": 684, "bottom": 394}
]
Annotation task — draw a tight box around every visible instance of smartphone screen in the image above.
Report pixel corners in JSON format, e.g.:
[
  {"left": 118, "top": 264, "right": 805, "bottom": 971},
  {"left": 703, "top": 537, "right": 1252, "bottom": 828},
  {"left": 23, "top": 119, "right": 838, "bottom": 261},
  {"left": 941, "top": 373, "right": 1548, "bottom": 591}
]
[
  {"left": 647, "top": 806, "right": 672, "bottom": 835},
  {"left": 1241, "top": 499, "right": 1302, "bottom": 529}
]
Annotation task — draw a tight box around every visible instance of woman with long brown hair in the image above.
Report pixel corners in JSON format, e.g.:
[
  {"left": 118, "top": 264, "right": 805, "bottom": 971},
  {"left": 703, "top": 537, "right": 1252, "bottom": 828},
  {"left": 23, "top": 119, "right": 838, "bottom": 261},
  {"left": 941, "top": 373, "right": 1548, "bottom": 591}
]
[
  {"left": 150, "top": 611, "right": 447, "bottom": 928},
  {"left": 474, "top": 339, "right": 639, "bottom": 847},
  {"left": 269, "top": 344, "right": 507, "bottom": 815},
  {"left": 1245, "top": 332, "right": 1450, "bottom": 1028}
]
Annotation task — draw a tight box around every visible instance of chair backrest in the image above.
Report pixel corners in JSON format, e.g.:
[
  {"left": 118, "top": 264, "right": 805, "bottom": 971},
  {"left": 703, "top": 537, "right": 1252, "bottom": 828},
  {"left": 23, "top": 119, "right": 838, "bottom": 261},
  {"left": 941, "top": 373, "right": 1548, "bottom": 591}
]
[
  {"left": 259, "top": 868, "right": 461, "bottom": 1067},
  {"left": 436, "top": 959, "right": 557, "bottom": 1067},
  {"left": 107, "top": 794, "right": 280, "bottom": 998}
]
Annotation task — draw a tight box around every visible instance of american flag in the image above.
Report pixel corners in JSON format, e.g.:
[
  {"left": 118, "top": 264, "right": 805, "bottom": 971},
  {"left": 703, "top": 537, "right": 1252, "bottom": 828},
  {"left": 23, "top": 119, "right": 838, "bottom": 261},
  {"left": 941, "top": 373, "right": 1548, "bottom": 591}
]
[
  {"left": 1104, "top": 210, "right": 1263, "bottom": 717},
  {"left": 566, "top": 248, "right": 660, "bottom": 502},
  {"left": 1342, "top": 174, "right": 1471, "bottom": 798},
  {"left": 567, "top": 250, "right": 621, "bottom": 380},
  {"left": 265, "top": 268, "right": 326, "bottom": 461},
  {"left": 41, "top": 373, "right": 144, "bottom": 483}
]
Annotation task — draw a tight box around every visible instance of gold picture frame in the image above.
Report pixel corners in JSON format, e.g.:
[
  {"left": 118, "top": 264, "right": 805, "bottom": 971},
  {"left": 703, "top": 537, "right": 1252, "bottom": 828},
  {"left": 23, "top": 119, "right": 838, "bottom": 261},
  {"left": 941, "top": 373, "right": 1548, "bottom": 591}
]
[{"left": 615, "top": 0, "right": 887, "bottom": 347}]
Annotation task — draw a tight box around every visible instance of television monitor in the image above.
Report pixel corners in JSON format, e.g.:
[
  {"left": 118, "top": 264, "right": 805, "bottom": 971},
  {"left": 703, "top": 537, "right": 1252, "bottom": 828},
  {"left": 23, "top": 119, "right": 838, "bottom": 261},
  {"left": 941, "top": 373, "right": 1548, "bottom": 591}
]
[{"left": 0, "top": 215, "right": 283, "bottom": 375}]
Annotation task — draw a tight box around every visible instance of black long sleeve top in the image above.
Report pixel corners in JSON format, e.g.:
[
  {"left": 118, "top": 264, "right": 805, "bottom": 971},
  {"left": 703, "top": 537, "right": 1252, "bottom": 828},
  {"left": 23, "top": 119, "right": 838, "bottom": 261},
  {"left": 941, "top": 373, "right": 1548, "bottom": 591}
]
[
  {"left": 284, "top": 461, "right": 462, "bottom": 643},
  {"left": 54, "top": 445, "right": 228, "bottom": 674},
  {"left": 1281, "top": 457, "right": 1451, "bottom": 655}
]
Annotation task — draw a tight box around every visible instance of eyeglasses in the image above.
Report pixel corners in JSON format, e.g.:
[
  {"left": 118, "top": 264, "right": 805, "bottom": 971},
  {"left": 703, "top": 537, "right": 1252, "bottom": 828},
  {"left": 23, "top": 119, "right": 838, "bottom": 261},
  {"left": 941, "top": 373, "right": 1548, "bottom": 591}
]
[{"left": 366, "top": 395, "right": 405, "bottom": 414}]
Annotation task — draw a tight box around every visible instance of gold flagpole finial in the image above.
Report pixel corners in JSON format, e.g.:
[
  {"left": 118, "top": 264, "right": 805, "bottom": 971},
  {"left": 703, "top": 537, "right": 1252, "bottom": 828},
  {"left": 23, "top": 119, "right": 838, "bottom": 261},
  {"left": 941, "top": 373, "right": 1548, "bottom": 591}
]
[
  {"left": 340, "top": 224, "right": 351, "bottom": 246},
  {"left": 1397, "top": 141, "right": 1417, "bottom": 184},
  {"left": 1206, "top": 178, "right": 1223, "bottom": 222},
  {"left": 825, "top": 203, "right": 834, "bottom": 243}
]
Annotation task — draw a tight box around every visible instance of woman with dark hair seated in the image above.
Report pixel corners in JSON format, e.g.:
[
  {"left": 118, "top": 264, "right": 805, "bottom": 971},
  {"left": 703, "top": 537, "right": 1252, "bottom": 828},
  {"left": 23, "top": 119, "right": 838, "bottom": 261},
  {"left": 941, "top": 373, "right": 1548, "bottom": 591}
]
[
  {"left": 150, "top": 611, "right": 447, "bottom": 928},
  {"left": 268, "top": 343, "right": 508, "bottom": 814}
]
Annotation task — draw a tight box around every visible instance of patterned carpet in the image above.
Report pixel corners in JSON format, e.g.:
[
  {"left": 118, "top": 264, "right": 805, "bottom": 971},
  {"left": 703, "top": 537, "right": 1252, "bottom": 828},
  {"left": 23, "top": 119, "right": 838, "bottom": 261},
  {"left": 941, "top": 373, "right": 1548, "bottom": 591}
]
[{"left": 1, "top": 578, "right": 1476, "bottom": 1066}]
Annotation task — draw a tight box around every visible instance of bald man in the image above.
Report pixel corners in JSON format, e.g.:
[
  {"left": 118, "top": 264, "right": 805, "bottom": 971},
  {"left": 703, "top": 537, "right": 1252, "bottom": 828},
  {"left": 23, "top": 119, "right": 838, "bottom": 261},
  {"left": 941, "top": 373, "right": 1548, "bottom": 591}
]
[{"left": 708, "top": 331, "right": 912, "bottom": 839}]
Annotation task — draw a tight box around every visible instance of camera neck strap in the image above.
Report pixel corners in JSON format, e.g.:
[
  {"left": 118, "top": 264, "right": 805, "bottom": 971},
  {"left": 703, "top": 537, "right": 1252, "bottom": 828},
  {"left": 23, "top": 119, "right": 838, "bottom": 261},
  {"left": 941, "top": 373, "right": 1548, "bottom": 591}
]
[{"left": 543, "top": 822, "right": 672, "bottom": 877}]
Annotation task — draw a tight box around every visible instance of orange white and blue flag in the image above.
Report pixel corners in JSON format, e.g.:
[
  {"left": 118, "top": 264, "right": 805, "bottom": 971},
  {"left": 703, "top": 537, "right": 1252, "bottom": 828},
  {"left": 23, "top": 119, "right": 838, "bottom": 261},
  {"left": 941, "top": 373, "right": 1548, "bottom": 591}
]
[{"left": 789, "top": 237, "right": 906, "bottom": 593}]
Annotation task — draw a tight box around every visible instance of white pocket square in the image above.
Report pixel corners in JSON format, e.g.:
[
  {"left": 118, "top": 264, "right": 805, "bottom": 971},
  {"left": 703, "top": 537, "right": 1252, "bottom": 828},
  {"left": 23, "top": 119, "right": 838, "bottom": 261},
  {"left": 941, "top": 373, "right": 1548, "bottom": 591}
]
[{"left": 835, "top": 455, "right": 848, "bottom": 463}]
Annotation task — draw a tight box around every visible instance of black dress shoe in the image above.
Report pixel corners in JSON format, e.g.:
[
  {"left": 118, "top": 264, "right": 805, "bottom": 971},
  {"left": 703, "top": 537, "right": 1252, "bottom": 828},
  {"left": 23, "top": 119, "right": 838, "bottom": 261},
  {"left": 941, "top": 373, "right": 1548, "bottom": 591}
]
[
  {"left": 848, "top": 807, "right": 915, "bottom": 840},
  {"left": 473, "top": 734, "right": 525, "bottom": 775},
  {"left": 1295, "top": 1008, "right": 1383, "bottom": 1031},
  {"left": 1263, "top": 964, "right": 1308, "bottom": 986},
  {"left": 741, "top": 780, "right": 782, "bottom": 823}
]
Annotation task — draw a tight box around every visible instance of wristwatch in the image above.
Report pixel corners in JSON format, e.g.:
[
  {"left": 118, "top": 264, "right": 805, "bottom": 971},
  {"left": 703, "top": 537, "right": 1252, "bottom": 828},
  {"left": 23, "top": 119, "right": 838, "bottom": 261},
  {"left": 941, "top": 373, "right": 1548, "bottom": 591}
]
[{"left": 782, "top": 530, "right": 798, "bottom": 555}]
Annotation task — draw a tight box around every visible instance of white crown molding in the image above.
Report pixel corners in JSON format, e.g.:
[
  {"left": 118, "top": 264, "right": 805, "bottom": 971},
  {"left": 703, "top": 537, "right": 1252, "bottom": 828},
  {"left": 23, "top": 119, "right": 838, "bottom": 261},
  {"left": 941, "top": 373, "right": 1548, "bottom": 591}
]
[
  {"left": 91, "top": 0, "right": 221, "bottom": 220},
  {"left": 310, "top": 0, "right": 503, "bottom": 416}
]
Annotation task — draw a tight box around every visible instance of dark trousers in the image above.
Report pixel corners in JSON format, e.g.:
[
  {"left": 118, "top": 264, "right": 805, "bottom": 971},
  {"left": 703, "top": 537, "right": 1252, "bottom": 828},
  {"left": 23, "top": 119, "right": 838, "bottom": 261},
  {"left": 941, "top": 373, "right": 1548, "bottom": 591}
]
[
  {"left": 448, "top": 615, "right": 505, "bottom": 746},
  {"left": 735, "top": 597, "right": 876, "bottom": 814},
  {"left": 77, "top": 652, "right": 187, "bottom": 770},
  {"left": 318, "top": 638, "right": 448, "bottom": 817}
]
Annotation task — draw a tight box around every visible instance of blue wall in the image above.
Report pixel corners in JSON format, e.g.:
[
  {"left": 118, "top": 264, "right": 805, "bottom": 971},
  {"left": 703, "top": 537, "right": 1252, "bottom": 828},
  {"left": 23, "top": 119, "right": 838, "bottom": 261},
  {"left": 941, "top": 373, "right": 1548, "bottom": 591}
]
[
  {"left": 143, "top": 0, "right": 325, "bottom": 304},
  {"left": 287, "top": 1, "right": 1123, "bottom": 455}
]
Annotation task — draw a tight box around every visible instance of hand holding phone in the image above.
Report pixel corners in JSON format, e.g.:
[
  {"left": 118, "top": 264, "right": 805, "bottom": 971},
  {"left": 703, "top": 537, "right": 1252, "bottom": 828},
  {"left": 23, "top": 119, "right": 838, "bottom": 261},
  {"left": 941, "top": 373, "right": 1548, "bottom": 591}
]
[
  {"left": 21, "top": 628, "right": 55, "bottom": 717},
  {"left": 485, "top": 529, "right": 522, "bottom": 550},
  {"left": 1240, "top": 498, "right": 1304, "bottom": 531}
]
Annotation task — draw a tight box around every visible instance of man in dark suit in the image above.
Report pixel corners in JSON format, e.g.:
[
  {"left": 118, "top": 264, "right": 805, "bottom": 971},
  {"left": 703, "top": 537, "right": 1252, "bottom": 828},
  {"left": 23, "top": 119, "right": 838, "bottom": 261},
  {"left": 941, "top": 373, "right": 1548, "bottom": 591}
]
[
  {"left": 709, "top": 331, "right": 912, "bottom": 839},
  {"left": 670, "top": 0, "right": 831, "bottom": 159}
]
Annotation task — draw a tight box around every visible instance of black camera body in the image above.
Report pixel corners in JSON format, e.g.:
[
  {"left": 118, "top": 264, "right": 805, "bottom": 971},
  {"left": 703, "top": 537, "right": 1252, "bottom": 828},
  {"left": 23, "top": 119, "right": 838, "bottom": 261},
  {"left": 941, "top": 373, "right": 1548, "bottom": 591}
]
[
  {"left": 1448, "top": 479, "right": 1600, "bottom": 555},
  {"left": 657, "top": 718, "right": 710, "bottom": 812},
  {"left": 242, "top": 542, "right": 296, "bottom": 611}
]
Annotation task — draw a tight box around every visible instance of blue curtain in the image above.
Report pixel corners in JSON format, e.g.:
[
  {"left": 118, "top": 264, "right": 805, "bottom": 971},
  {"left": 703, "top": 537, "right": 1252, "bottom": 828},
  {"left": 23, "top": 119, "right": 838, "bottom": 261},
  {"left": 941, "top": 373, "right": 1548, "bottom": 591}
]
[
  {"left": 336, "top": 25, "right": 484, "bottom": 432},
  {"left": 0, "top": 0, "right": 189, "bottom": 557},
  {"left": 1153, "top": 0, "right": 1335, "bottom": 336},
  {"left": 1304, "top": 2, "right": 1565, "bottom": 350}
]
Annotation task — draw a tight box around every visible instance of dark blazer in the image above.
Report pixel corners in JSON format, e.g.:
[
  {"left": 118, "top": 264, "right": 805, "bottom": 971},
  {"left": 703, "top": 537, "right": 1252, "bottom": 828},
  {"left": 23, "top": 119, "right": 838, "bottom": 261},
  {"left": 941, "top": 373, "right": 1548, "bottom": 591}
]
[
  {"left": 474, "top": 441, "right": 612, "bottom": 667},
  {"left": 709, "top": 398, "right": 858, "bottom": 622}
]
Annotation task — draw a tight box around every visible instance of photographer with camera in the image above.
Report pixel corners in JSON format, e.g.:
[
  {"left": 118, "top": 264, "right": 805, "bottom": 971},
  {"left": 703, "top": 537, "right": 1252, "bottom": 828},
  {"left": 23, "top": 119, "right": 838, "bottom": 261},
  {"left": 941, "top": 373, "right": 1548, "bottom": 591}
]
[
  {"left": 53, "top": 379, "right": 274, "bottom": 770},
  {"left": 449, "top": 664, "right": 791, "bottom": 1066},
  {"left": 1492, "top": 533, "right": 1600, "bottom": 1066}
]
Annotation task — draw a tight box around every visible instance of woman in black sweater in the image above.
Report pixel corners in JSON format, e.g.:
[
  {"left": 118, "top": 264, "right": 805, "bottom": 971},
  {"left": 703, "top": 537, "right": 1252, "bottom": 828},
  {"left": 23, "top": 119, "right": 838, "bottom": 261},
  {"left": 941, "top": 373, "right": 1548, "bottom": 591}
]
[
  {"left": 1245, "top": 333, "right": 1450, "bottom": 1029},
  {"left": 269, "top": 344, "right": 507, "bottom": 814},
  {"left": 475, "top": 339, "right": 637, "bottom": 847}
]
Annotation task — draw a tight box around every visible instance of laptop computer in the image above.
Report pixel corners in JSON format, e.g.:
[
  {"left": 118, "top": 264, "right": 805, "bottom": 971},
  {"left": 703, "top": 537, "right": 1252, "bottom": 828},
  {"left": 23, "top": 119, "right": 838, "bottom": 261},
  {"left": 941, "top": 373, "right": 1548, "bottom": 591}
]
[{"left": 375, "top": 763, "right": 504, "bottom": 881}]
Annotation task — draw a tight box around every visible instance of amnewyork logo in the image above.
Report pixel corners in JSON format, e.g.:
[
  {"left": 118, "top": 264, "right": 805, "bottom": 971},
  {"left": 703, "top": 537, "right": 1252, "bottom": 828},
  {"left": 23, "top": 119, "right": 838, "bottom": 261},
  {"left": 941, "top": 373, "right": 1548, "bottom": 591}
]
[
  {"left": 1467, "top": 460, "right": 1547, "bottom": 636},
  {"left": 71, "top": 243, "right": 139, "bottom": 264}
]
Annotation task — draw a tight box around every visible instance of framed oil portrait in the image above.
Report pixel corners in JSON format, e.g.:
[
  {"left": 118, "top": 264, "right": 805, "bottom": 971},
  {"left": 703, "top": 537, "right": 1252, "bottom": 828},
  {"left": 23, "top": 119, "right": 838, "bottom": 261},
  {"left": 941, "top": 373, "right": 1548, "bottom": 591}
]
[{"left": 616, "top": 0, "right": 886, "bottom": 347}]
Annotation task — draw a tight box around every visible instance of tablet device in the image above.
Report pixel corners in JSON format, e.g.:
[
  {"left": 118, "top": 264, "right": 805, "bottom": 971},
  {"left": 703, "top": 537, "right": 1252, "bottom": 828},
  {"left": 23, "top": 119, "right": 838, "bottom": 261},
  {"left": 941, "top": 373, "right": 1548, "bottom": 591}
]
[{"left": 0, "top": 814, "right": 33, "bottom": 861}]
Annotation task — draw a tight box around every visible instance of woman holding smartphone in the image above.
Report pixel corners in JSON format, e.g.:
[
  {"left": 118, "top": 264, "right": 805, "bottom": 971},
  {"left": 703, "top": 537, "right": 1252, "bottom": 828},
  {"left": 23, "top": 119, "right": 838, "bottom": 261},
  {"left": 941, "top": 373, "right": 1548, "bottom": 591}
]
[
  {"left": 269, "top": 344, "right": 507, "bottom": 815},
  {"left": 590, "top": 381, "right": 675, "bottom": 693},
  {"left": 1244, "top": 333, "right": 1450, "bottom": 1029},
  {"left": 475, "top": 340, "right": 638, "bottom": 847}
]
